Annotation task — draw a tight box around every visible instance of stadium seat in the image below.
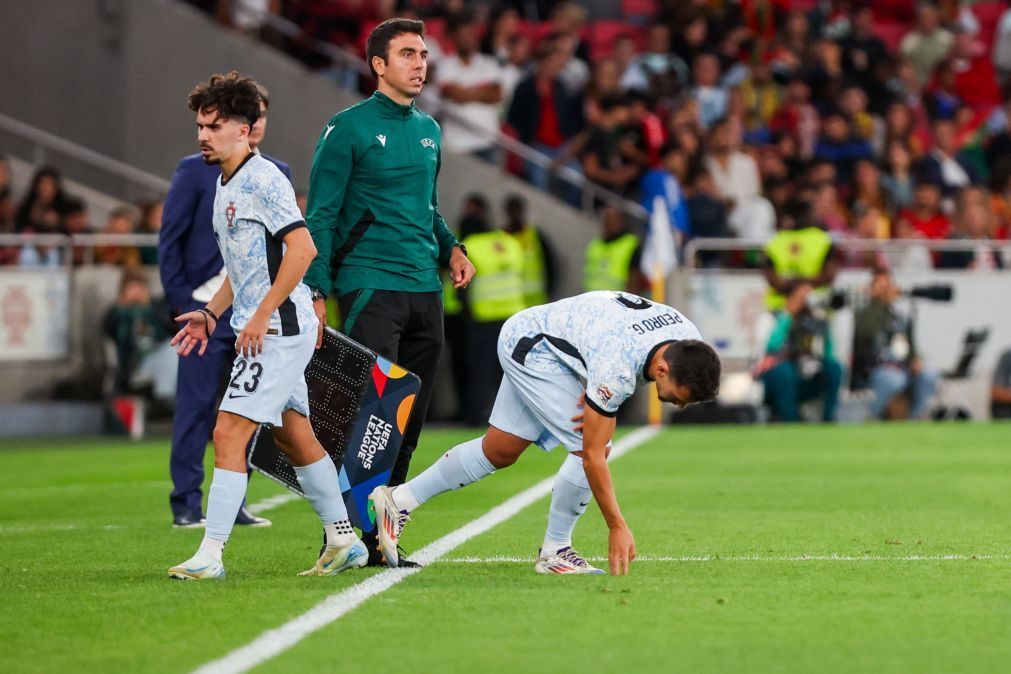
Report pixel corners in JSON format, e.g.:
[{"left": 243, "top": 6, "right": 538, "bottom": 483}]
[{"left": 587, "top": 20, "right": 645, "bottom": 61}]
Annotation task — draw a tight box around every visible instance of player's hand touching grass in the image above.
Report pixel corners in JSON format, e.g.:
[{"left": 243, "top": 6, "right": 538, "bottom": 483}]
[
  {"left": 171, "top": 310, "right": 214, "bottom": 357},
  {"left": 608, "top": 524, "right": 636, "bottom": 576},
  {"left": 449, "top": 246, "right": 476, "bottom": 289},
  {"left": 236, "top": 310, "right": 270, "bottom": 358}
]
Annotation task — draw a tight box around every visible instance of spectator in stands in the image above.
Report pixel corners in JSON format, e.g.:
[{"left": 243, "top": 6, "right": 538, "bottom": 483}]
[
  {"left": 900, "top": 2, "right": 954, "bottom": 87},
  {"left": 851, "top": 159, "right": 891, "bottom": 217},
  {"left": 671, "top": 12, "right": 708, "bottom": 68},
  {"left": 882, "top": 140, "right": 918, "bottom": 212},
  {"left": 739, "top": 61, "right": 781, "bottom": 143},
  {"left": 438, "top": 11, "right": 506, "bottom": 163},
  {"left": 95, "top": 204, "right": 142, "bottom": 267},
  {"left": 480, "top": 5, "right": 520, "bottom": 64},
  {"left": 621, "top": 90, "right": 666, "bottom": 173},
  {"left": 59, "top": 197, "right": 90, "bottom": 266},
  {"left": 812, "top": 182, "right": 849, "bottom": 235},
  {"left": 500, "top": 33, "right": 533, "bottom": 111},
  {"left": 991, "top": 348, "right": 1011, "bottom": 419},
  {"left": 103, "top": 267, "right": 175, "bottom": 399},
  {"left": 705, "top": 116, "right": 762, "bottom": 218},
  {"left": 839, "top": 86, "right": 875, "bottom": 142},
  {"left": 15, "top": 166, "right": 68, "bottom": 234},
  {"left": 547, "top": 1, "right": 592, "bottom": 65},
  {"left": 641, "top": 141, "right": 690, "bottom": 245},
  {"left": 553, "top": 30, "right": 592, "bottom": 96},
  {"left": 897, "top": 179, "right": 949, "bottom": 240},
  {"left": 691, "top": 53, "right": 729, "bottom": 130},
  {"left": 852, "top": 269, "right": 940, "bottom": 420},
  {"left": 841, "top": 5, "right": 888, "bottom": 92},
  {"left": 843, "top": 203, "right": 890, "bottom": 269},
  {"left": 0, "top": 156, "right": 10, "bottom": 196},
  {"left": 807, "top": 38, "right": 847, "bottom": 113},
  {"left": 579, "top": 94, "right": 640, "bottom": 198},
  {"left": 876, "top": 101, "right": 925, "bottom": 160},
  {"left": 459, "top": 210, "right": 525, "bottom": 426},
  {"left": 507, "top": 37, "right": 585, "bottom": 199},
  {"left": 619, "top": 24, "right": 689, "bottom": 101},
  {"left": 918, "top": 118, "right": 980, "bottom": 198},
  {"left": 937, "top": 186, "right": 1004, "bottom": 269},
  {"left": 0, "top": 184, "right": 16, "bottom": 265},
  {"left": 924, "top": 59, "right": 964, "bottom": 121},
  {"left": 813, "top": 110, "right": 873, "bottom": 186},
  {"left": 755, "top": 282, "right": 843, "bottom": 423},
  {"left": 585, "top": 57, "right": 623, "bottom": 123},
  {"left": 763, "top": 199, "right": 839, "bottom": 312},
  {"left": 769, "top": 76, "right": 819, "bottom": 161},
  {"left": 686, "top": 170, "right": 732, "bottom": 267},
  {"left": 948, "top": 26, "right": 1002, "bottom": 113},
  {"left": 502, "top": 193, "right": 556, "bottom": 308},
  {"left": 138, "top": 199, "right": 162, "bottom": 265},
  {"left": 583, "top": 204, "right": 645, "bottom": 294}
]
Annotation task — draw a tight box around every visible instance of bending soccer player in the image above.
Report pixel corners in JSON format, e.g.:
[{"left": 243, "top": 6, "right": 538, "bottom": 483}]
[
  {"left": 168, "top": 72, "right": 367, "bottom": 580},
  {"left": 371, "top": 291, "right": 721, "bottom": 576}
]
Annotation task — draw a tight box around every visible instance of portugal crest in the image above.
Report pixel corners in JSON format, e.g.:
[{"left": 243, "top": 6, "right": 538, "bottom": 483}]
[{"left": 225, "top": 202, "right": 236, "bottom": 228}]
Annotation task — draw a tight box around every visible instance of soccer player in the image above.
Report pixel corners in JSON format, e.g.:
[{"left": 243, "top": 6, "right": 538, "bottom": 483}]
[
  {"left": 167, "top": 72, "right": 367, "bottom": 580},
  {"left": 304, "top": 18, "right": 475, "bottom": 566},
  {"left": 371, "top": 291, "right": 721, "bottom": 576}
]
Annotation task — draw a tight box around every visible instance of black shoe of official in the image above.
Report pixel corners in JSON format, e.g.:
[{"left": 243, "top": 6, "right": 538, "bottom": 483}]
[
  {"left": 235, "top": 507, "right": 271, "bottom": 527},
  {"left": 172, "top": 510, "right": 206, "bottom": 529},
  {"left": 396, "top": 546, "right": 422, "bottom": 568}
]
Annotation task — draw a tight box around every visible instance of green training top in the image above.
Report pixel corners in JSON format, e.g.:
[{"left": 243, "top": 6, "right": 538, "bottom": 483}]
[{"left": 304, "top": 91, "right": 459, "bottom": 296}]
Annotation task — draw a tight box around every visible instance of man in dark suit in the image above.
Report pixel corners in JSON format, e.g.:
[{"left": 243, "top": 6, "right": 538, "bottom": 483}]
[
  {"left": 916, "top": 118, "right": 981, "bottom": 198},
  {"left": 159, "top": 82, "right": 291, "bottom": 528}
]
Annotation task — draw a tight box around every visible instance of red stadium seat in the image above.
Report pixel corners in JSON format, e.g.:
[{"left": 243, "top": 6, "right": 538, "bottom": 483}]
[
  {"left": 972, "top": 1, "right": 1006, "bottom": 49},
  {"left": 874, "top": 20, "right": 911, "bottom": 53},
  {"left": 587, "top": 20, "right": 646, "bottom": 61}
]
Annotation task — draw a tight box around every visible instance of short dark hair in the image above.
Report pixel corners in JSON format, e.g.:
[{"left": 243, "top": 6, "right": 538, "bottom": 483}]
[
  {"left": 664, "top": 340, "right": 721, "bottom": 403},
  {"left": 188, "top": 71, "right": 261, "bottom": 126},
  {"left": 366, "top": 18, "right": 425, "bottom": 79}
]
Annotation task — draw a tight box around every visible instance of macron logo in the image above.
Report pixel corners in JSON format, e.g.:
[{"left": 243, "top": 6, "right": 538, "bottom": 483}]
[
  {"left": 324, "top": 124, "right": 335, "bottom": 140},
  {"left": 376, "top": 134, "right": 387, "bottom": 147}
]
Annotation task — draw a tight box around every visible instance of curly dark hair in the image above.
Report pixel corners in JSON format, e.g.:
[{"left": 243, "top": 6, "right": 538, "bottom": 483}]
[
  {"left": 664, "top": 340, "right": 721, "bottom": 403},
  {"left": 365, "top": 18, "right": 425, "bottom": 79},
  {"left": 187, "top": 71, "right": 261, "bottom": 126}
]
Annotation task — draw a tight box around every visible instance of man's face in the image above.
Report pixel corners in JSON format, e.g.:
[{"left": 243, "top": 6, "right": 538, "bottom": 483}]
[
  {"left": 248, "top": 101, "right": 268, "bottom": 150},
  {"left": 933, "top": 121, "right": 954, "bottom": 154},
  {"left": 375, "top": 32, "right": 428, "bottom": 99},
  {"left": 196, "top": 109, "right": 248, "bottom": 165},
  {"left": 915, "top": 184, "right": 940, "bottom": 210},
  {"left": 871, "top": 274, "right": 900, "bottom": 303},
  {"left": 452, "top": 24, "right": 479, "bottom": 55},
  {"left": 656, "top": 374, "right": 694, "bottom": 409}
]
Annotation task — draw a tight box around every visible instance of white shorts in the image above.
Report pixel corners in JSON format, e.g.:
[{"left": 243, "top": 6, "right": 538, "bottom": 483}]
[
  {"left": 218, "top": 330, "right": 315, "bottom": 426},
  {"left": 489, "top": 334, "right": 587, "bottom": 453}
]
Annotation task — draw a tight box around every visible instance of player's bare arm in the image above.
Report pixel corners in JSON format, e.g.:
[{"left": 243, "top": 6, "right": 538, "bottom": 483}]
[
  {"left": 171, "top": 276, "right": 234, "bottom": 357},
  {"left": 578, "top": 404, "right": 636, "bottom": 576},
  {"left": 237, "top": 226, "right": 317, "bottom": 358}
]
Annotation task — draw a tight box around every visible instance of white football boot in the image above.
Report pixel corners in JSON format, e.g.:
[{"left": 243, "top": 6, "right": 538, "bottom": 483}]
[
  {"left": 369, "top": 486, "right": 410, "bottom": 567},
  {"left": 168, "top": 552, "right": 226, "bottom": 580},
  {"left": 534, "top": 547, "right": 605, "bottom": 575},
  {"left": 299, "top": 538, "right": 369, "bottom": 576}
]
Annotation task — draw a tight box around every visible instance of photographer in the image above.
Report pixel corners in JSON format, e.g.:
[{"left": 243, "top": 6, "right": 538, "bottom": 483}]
[
  {"left": 852, "top": 270, "right": 939, "bottom": 420},
  {"left": 755, "top": 283, "right": 843, "bottom": 423}
]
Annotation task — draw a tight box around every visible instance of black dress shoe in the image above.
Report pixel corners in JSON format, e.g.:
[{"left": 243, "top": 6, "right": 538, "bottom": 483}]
[
  {"left": 235, "top": 507, "right": 271, "bottom": 527},
  {"left": 172, "top": 511, "right": 206, "bottom": 529}
]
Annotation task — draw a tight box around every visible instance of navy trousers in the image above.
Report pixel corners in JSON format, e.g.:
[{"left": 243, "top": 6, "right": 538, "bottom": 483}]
[{"left": 168, "top": 310, "right": 236, "bottom": 517}]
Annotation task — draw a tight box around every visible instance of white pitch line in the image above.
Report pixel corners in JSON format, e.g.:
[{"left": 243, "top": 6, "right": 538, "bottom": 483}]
[
  {"left": 190, "top": 425, "right": 661, "bottom": 674},
  {"left": 246, "top": 492, "right": 301, "bottom": 515},
  {"left": 439, "top": 554, "right": 1003, "bottom": 563}
]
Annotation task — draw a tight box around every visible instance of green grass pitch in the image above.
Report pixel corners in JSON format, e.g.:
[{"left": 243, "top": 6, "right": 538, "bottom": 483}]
[{"left": 2, "top": 423, "right": 1010, "bottom": 673}]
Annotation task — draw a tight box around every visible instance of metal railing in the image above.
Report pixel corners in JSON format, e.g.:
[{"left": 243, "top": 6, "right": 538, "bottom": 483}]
[
  {"left": 259, "top": 13, "right": 648, "bottom": 222},
  {"left": 0, "top": 233, "right": 160, "bottom": 267}
]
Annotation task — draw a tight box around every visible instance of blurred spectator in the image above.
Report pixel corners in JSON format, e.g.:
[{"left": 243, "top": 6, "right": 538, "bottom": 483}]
[
  {"left": 882, "top": 140, "right": 918, "bottom": 212},
  {"left": 917, "top": 118, "right": 980, "bottom": 197},
  {"left": 507, "top": 38, "right": 585, "bottom": 197},
  {"left": 547, "top": 1, "right": 592, "bottom": 64},
  {"left": 502, "top": 193, "right": 556, "bottom": 308},
  {"left": 843, "top": 203, "right": 890, "bottom": 269},
  {"left": 839, "top": 86, "right": 874, "bottom": 141},
  {"left": 937, "top": 186, "right": 1004, "bottom": 269},
  {"left": 60, "top": 197, "right": 91, "bottom": 266},
  {"left": 755, "top": 283, "right": 843, "bottom": 423},
  {"left": 611, "top": 33, "right": 639, "bottom": 80},
  {"left": 619, "top": 24, "right": 689, "bottom": 100},
  {"left": 438, "top": 11, "right": 506, "bottom": 163},
  {"left": 841, "top": 5, "right": 888, "bottom": 92},
  {"left": 0, "top": 185, "right": 15, "bottom": 265},
  {"left": 480, "top": 5, "right": 520, "bottom": 64},
  {"left": 852, "top": 269, "right": 940, "bottom": 419},
  {"left": 992, "top": 348, "right": 1011, "bottom": 419},
  {"left": 579, "top": 94, "right": 640, "bottom": 197},
  {"left": 95, "top": 205, "right": 142, "bottom": 267},
  {"left": 103, "top": 268, "right": 175, "bottom": 399},
  {"left": 925, "top": 59, "right": 964, "bottom": 120},
  {"left": 739, "top": 61, "right": 781, "bottom": 141},
  {"left": 900, "top": 2, "right": 954, "bottom": 87},
  {"left": 807, "top": 39, "right": 847, "bottom": 113},
  {"left": 897, "top": 180, "right": 949, "bottom": 239},
  {"left": 621, "top": 90, "right": 667, "bottom": 171},
  {"left": 671, "top": 12, "right": 709, "bottom": 67},
  {"left": 763, "top": 200, "right": 839, "bottom": 311},
  {"left": 138, "top": 199, "right": 163, "bottom": 265},
  {"left": 686, "top": 171, "right": 732, "bottom": 267},
  {"left": 705, "top": 117, "right": 762, "bottom": 217},
  {"left": 641, "top": 141, "right": 690, "bottom": 244},
  {"left": 948, "top": 26, "right": 1002, "bottom": 113},
  {"left": 459, "top": 211, "right": 525, "bottom": 426},
  {"left": 812, "top": 182, "right": 849, "bottom": 235},
  {"left": 583, "top": 204, "right": 645, "bottom": 293},
  {"left": 813, "top": 110, "right": 873, "bottom": 186},
  {"left": 500, "top": 33, "right": 533, "bottom": 111},
  {"left": 214, "top": 0, "right": 280, "bottom": 37},
  {"left": 769, "top": 76, "right": 819, "bottom": 160},
  {"left": 995, "top": 8, "right": 1011, "bottom": 86},
  {"left": 876, "top": 101, "right": 926, "bottom": 160},
  {"left": 15, "top": 166, "right": 69, "bottom": 233},
  {"left": 585, "top": 58, "right": 623, "bottom": 123},
  {"left": 691, "top": 53, "right": 729, "bottom": 130}
]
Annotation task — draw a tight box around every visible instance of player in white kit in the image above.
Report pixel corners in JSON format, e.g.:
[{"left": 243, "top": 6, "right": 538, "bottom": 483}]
[
  {"left": 167, "top": 72, "right": 368, "bottom": 580},
  {"left": 371, "top": 291, "right": 721, "bottom": 575}
]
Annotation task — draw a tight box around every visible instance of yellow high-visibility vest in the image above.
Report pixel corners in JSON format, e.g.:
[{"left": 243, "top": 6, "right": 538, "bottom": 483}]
[
  {"left": 509, "top": 226, "right": 548, "bottom": 307},
  {"left": 584, "top": 233, "right": 640, "bottom": 292},
  {"left": 764, "top": 227, "right": 833, "bottom": 310},
  {"left": 461, "top": 230, "right": 526, "bottom": 322}
]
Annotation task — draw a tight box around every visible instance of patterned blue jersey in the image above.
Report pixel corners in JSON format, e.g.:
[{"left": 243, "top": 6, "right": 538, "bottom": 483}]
[
  {"left": 212, "top": 154, "right": 316, "bottom": 336},
  {"left": 500, "top": 291, "right": 702, "bottom": 415}
]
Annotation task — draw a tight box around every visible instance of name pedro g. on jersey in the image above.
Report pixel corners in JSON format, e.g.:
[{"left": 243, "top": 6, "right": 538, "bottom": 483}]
[
  {"left": 212, "top": 153, "right": 316, "bottom": 336},
  {"left": 500, "top": 291, "right": 702, "bottom": 416}
]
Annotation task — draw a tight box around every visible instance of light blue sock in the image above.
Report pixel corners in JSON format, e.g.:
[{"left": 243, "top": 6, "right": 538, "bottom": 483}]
[
  {"left": 543, "top": 453, "right": 592, "bottom": 554},
  {"left": 203, "top": 468, "right": 248, "bottom": 551},
  {"left": 394, "top": 437, "right": 496, "bottom": 511},
  {"left": 293, "top": 455, "right": 351, "bottom": 525}
]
